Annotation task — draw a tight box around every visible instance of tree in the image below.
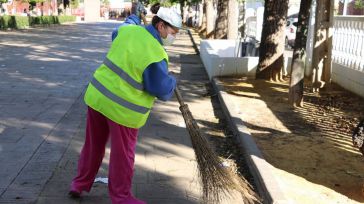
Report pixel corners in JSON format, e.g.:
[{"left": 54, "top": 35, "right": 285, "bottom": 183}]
[
  {"left": 179, "top": 0, "right": 186, "bottom": 23},
  {"left": 227, "top": 0, "right": 238, "bottom": 39},
  {"left": 214, "top": 0, "right": 228, "bottom": 39},
  {"left": 101, "top": 0, "right": 110, "bottom": 7},
  {"left": 214, "top": 0, "right": 239, "bottom": 39},
  {"left": 197, "top": 0, "right": 204, "bottom": 28},
  {"left": 288, "top": 0, "right": 312, "bottom": 107},
  {"left": 205, "top": 0, "right": 215, "bottom": 37},
  {"left": 0, "top": 0, "right": 7, "bottom": 11},
  {"left": 256, "top": 0, "right": 289, "bottom": 81},
  {"left": 70, "top": 0, "right": 79, "bottom": 9},
  {"left": 354, "top": 0, "right": 364, "bottom": 9}
]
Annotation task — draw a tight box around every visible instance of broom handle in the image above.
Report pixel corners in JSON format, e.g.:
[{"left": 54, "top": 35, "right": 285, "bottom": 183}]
[
  {"left": 169, "top": 71, "right": 185, "bottom": 106},
  {"left": 174, "top": 87, "right": 185, "bottom": 106}
]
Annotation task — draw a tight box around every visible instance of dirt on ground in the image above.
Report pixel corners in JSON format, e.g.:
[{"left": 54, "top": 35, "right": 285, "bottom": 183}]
[{"left": 218, "top": 77, "right": 364, "bottom": 203}]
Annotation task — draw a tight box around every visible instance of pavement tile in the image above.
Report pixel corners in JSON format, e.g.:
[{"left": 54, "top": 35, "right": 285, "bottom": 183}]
[
  {"left": 1, "top": 24, "right": 112, "bottom": 200},
  {"left": 79, "top": 196, "right": 110, "bottom": 204},
  {"left": 11, "top": 171, "right": 53, "bottom": 187},
  {"left": 141, "top": 198, "right": 199, "bottom": 204},
  {"left": 132, "top": 168, "right": 148, "bottom": 185},
  {"left": 0, "top": 198, "right": 36, "bottom": 204},
  {"left": 1, "top": 185, "right": 41, "bottom": 200},
  {"left": 39, "top": 180, "right": 71, "bottom": 198},
  {"left": 0, "top": 127, "right": 23, "bottom": 143},
  {"left": 135, "top": 183, "right": 188, "bottom": 199},
  {"left": 0, "top": 189, "right": 5, "bottom": 196},
  {"left": 36, "top": 197, "right": 80, "bottom": 204}
]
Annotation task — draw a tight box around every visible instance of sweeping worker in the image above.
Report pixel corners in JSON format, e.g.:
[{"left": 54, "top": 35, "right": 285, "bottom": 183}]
[{"left": 69, "top": 7, "right": 182, "bottom": 204}]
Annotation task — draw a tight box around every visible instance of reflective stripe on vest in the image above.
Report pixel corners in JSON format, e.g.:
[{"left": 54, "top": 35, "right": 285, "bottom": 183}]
[
  {"left": 103, "top": 57, "right": 144, "bottom": 91},
  {"left": 90, "top": 77, "right": 149, "bottom": 114}
]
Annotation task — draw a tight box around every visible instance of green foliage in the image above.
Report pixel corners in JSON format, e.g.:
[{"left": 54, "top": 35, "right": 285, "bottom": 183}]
[
  {"left": 14, "top": 16, "right": 30, "bottom": 28},
  {"left": 57, "top": 15, "right": 76, "bottom": 23},
  {"left": 31, "top": 16, "right": 77, "bottom": 25},
  {"left": 0, "top": 15, "right": 76, "bottom": 30},
  {"left": 100, "top": 0, "right": 109, "bottom": 6},
  {"left": 31, "top": 16, "right": 57, "bottom": 25},
  {"left": 70, "top": 0, "right": 79, "bottom": 9},
  {"left": 140, "top": 0, "right": 173, "bottom": 6},
  {"left": 186, "top": 0, "right": 203, "bottom": 6},
  {"left": 0, "top": 16, "right": 13, "bottom": 29},
  {"left": 28, "top": 0, "right": 46, "bottom": 3},
  {"left": 0, "top": 16, "right": 29, "bottom": 29},
  {"left": 354, "top": 0, "right": 364, "bottom": 9}
]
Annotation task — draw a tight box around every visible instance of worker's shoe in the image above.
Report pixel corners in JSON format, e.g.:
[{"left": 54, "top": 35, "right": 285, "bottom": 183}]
[{"left": 68, "top": 190, "right": 81, "bottom": 198}]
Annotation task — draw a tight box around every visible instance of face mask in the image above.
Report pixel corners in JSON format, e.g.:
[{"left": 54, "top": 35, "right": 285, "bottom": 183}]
[{"left": 162, "top": 33, "right": 176, "bottom": 46}]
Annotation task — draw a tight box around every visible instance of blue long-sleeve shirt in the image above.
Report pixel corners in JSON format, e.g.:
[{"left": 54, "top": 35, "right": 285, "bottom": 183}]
[{"left": 112, "top": 24, "right": 176, "bottom": 101}]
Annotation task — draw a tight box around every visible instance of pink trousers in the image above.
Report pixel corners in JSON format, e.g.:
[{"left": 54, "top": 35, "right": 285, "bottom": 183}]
[{"left": 71, "top": 107, "right": 145, "bottom": 204}]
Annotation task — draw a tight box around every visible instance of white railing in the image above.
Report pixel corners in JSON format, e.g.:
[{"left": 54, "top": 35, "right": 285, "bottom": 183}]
[
  {"left": 332, "top": 16, "right": 364, "bottom": 72},
  {"left": 331, "top": 16, "right": 364, "bottom": 98}
]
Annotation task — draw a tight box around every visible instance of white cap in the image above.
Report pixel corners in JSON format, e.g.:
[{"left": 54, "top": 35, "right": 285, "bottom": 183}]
[{"left": 156, "top": 7, "right": 182, "bottom": 29}]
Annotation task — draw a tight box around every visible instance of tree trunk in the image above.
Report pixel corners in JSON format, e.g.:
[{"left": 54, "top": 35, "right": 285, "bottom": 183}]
[
  {"left": 41, "top": 2, "right": 44, "bottom": 16},
  {"left": 288, "top": 0, "right": 312, "bottom": 107},
  {"left": 214, "top": 0, "right": 227, "bottom": 39},
  {"left": 256, "top": 0, "right": 289, "bottom": 81},
  {"left": 206, "top": 0, "right": 215, "bottom": 38},
  {"left": 198, "top": 2, "right": 204, "bottom": 28},
  {"left": 183, "top": 4, "right": 189, "bottom": 24},
  {"left": 198, "top": 0, "right": 207, "bottom": 35},
  {"left": 227, "top": 0, "right": 238, "bottom": 39},
  {"left": 238, "top": 1, "right": 246, "bottom": 38},
  {"left": 202, "top": 1, "right": 207, "bottom": 29},
  {"left": 179, "top": 0, "right": 185, "bottom": 23}
]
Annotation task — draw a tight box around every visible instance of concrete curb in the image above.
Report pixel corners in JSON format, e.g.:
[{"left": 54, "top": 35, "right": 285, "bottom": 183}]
[
  {"left": 212, "top": 78, "right": 289, "bottom": 204},
  {"left": 186, "top": 29, "right": 200, "bottom": 55},
  {"left": 186, "top": 28, "right": 289, "bottom": 203}
]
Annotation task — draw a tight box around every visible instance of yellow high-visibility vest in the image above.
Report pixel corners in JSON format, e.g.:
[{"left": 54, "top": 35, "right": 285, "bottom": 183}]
[{"left": 84, "top": 25, "right": 169, "bottom": 128}]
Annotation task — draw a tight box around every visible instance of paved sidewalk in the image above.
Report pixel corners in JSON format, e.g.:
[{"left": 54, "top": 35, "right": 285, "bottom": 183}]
[
  {"left": 0, "top": 22, "right": 115, "bottom": 204},
  {"left": 1, "top": 23, "right": 245, "bottom": 204},
  {"left": 35, "top": 31, "right": 205, "bottom": 203},
  {"left": 33, "top": 28, "right": 223, "bottom": 204}
]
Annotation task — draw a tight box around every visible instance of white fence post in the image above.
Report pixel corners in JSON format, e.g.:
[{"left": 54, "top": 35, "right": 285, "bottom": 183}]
[
  {"left": 333, "top": 16, "right": 364, "bottom": 72},
  {"left": 331, "top": 16, "right": 364, "bottom": 98}
]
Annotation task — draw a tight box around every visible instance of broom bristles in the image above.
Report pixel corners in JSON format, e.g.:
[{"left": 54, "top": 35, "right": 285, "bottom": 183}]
[{"left": 179, "top": 104, "right": 261, "bottom": 204}]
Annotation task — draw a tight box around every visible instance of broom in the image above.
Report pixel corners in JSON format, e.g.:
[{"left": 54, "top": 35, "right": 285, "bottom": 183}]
[{"left": 174, "top": 87, "right": 260, "bottom": 204}]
